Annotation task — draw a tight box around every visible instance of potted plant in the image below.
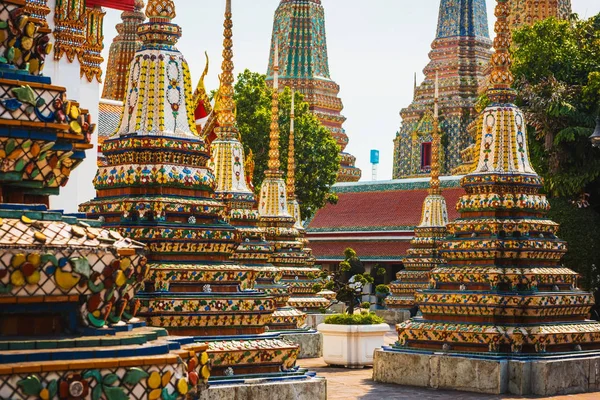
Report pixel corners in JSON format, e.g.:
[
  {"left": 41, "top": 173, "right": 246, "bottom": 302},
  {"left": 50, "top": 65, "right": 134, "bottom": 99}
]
[
  {"left": 375, "top": 284, "right": 390, "bottom": 309},
  {"left": 316, "top": 248, "right": 390, "bottom": 368}
]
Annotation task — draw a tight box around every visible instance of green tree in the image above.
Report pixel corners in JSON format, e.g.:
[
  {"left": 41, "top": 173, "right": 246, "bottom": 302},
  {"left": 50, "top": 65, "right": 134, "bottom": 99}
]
[
  {"left": 511, "top": 14, "right": 600, "bottom": 200},
  {"left": 548, "top": 198, "right": 600, "bottom": 290},
  {"left": 233, "top": 69, "right": 340, "bottom": 219},
  {"left": 510, "top": 14, "right": 600, "bottom": 290}
]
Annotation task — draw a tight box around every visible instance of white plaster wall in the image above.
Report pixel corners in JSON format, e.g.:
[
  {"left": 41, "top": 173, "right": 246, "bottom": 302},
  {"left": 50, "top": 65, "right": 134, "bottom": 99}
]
[{"left": 45, "top": 0, "right": 100, "bottom": 213}]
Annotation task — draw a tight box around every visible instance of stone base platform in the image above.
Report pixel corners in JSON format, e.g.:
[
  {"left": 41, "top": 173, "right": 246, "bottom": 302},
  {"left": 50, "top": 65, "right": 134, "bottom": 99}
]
[
  {"left": 374, "top": 309, "right": 411, "bottom": 325},
  {"left": 306, "top": 313, "right": 328, "bottom": 329},
  {"left": 280, "top": 330, "right": 323, "bottom": 359},
  {"left": 208, "top": 376, "right": 326, "bottom": 399},
  {"left": 373, "top": 348, "right": 600, "bottom": 396}
]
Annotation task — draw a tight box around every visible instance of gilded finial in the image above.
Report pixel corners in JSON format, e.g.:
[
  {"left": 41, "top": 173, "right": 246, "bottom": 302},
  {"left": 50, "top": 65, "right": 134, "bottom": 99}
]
[
  {"left": 216, "top": 0, "right": 236, "bottom": 129},
  {"left": 267, "top": 40, "right": 281, "bottom": 173},
  {"left": 488, "top": 0, "right": 516, "bottom": 103},
  {"left": 287, "top": 90, "right": 296, "bottom": 198},
  {"left": 134, "top": 0, "right": 145, "bottom": 12},
  {"left": 430, "top": 70, "right": 441, "bottom": 194},
  {"left": 145, "top": 0, "right": 176, "bottom": 20},
  {"left": 138, "top": 0, "right": 181, "bottom": 46},
  {"left": 413, "top": 72, "right": 417, "bottom": 99}
]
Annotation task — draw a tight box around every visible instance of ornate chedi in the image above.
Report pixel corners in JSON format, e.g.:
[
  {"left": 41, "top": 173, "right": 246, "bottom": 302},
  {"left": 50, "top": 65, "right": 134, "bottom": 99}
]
[
  {"left": 466, "top": 0, "right": 573, "bottom": 124},
  {"left": 0, "top": 1, "right": 211, "bottom": 398},
  {"left": 97, "top": 1, "right": 145, "bottom": 166},
  {"left": 282, "top": 90, "right": 330, "bottom": 313},
  {"left": 386, "top": 73, "right": 449, "bottom": 311},
  {"left": 80, "top": 0, "right": 301, "bottom": 378},
  {"left": 394, "top": 0, "right": 600, "bottom": 355},
  {"left": 257, "top": 42, "right": 310, "bottom": 328},
  {"left": 102, "top": 0, "right": 145, "bottom": 101},
  {"left": 266, "top": 0, "right": 361, "bottom": 183},
  {"left": 392, "top": 0, "right": 492, "bottom": 179},
  {"left": 203, "top": 1, "right": 292, "bottom": 325}
]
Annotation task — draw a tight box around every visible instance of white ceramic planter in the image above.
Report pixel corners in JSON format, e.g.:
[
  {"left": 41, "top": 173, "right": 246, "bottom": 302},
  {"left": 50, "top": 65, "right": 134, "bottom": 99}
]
[{"left": 317, "top": 323, "right": 390, "bottom": 368}]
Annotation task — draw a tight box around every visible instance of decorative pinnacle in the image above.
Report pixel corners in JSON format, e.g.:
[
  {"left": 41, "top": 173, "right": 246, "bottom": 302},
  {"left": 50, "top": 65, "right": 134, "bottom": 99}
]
[
  {"left": 287, "top": 90, "right": 296, "bottom": 198},
  {"left": 134, "top": 0, "right": 145, "bottom": 12},
  {"left": 139, "top": 0, "right": 181, "bottom": 47},
  {"left": 146, "top": 0, "right": 176, "bottom": 20},
  {"left": 216, "top": 0, "right": 237, "bottom": 129},
  {"left": 267, "top": 41, "right": 281, "bottom": 172},
  {"left": 488, "top": 0, "right": 516, "bottom": 102},
  {"left": 430, "top": 70, "right": 441, "bottom": 194},
  {"left": 413, "top": 72, "right": 417, "bottom": 99}
]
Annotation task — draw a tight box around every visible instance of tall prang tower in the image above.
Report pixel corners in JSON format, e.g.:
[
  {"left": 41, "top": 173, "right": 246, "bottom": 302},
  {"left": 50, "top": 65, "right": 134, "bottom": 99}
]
[
  {"left": 102, "top": 0, "right": 146, "bottom": 101},
  {"left": 392, "top": 0, "right": 492, "bottom": 179},
  {"left": 266, "top": 0, "right": 361, "bottom": 183}
]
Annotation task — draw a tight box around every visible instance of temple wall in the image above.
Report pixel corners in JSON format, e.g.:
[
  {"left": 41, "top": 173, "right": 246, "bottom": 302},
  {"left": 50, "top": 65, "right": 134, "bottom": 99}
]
[{"left": 45, "top": 0, "right": 100, "bottom": 213}]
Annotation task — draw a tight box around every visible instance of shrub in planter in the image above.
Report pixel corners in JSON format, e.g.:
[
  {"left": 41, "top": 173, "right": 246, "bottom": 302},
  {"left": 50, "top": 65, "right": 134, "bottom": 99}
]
[
  {"left": 375, "top": 284, "right": 390, "bottom": 308},
  {"left": 375, "top": 284, "right": 390, "bottom": 295},
  {"left": 318, "top": 312, "right": 389, "bottom": 368},
  {"left": 324, "top": 312, "right": 384, "bottom": 325},
  {"left": 316, "top": 249, "right": 390, "bottom": 367}
]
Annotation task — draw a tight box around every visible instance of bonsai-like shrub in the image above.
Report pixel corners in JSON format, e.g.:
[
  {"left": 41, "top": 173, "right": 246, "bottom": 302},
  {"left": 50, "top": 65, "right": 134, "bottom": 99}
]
[
  {"left": 314, "top": 248, "right": 385, "bottom": 315},
  {"left": 375, "top": 284, "right": 390, "bottom": 295},
  {"left": 324, "top": 313, "right": 385, "bottom": 325}
]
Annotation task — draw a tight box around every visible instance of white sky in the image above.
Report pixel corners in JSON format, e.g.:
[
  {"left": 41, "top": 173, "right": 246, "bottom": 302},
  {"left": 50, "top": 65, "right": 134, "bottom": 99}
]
[{"left": 100, "top": 0, "right": 600, "bottom": 181}]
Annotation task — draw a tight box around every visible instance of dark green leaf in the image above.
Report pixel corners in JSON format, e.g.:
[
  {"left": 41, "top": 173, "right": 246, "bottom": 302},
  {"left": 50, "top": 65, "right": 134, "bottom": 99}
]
[
  {"left": 103, "top": 386, "right": 128, "bottom": 400},
  {"left": 17, "top": 376, "right": 42, "bottom": 396},
  {"left": 102, "top": 373, "right": 119, "bottom": 386},
  {"left": 122, "top": 368, "right": 149, "bottom": 386}
]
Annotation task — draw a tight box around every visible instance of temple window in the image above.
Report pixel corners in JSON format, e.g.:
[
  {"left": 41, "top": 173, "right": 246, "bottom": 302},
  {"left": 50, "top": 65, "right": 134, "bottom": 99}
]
[{"left": 421, "top": 142, "right": 432, "bottom": 171}]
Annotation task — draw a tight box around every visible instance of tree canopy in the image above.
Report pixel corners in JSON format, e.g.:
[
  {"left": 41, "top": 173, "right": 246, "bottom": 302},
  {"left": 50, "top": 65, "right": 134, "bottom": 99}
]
[
  {"left": 510, "top": 14, "right": 600, "bottom": 292},
  {"left": 511, "top": 14, "right": 600, "bottom": 202},
  {"left": 233, "top": 69, "right": 340, "bottom": 219}
]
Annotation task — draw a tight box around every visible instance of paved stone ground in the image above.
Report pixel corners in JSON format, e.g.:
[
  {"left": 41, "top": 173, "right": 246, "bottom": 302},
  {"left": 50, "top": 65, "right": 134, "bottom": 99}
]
[{"left": 298, "top": 329, "right": 600, "bottom": 400}]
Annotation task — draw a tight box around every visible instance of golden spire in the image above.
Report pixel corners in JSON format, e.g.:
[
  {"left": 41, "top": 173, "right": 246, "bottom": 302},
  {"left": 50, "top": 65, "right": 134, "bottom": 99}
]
[
  {"left": 216, "top": 0, "right": 236, "bottom": 129},
  {"left": 139, "top": 0, "right": 181, "bottom": 47},
  {"left": 286, "top": 90, "right": 296, "bottom": 198},
  {"left": 267, "top": 40, "right": 281, "bottom": 173},
  {"left": 488, "top": 0, "right": 516, "bottom": 103},
  {"left": 430, "top": 70, "right": 441, "bottom": 194},
  {"left": 413, "top": 72, "right": 417, "bottom": 100},
  {"left": 145, "top": 0, "right": 176, "bottom": 20}
]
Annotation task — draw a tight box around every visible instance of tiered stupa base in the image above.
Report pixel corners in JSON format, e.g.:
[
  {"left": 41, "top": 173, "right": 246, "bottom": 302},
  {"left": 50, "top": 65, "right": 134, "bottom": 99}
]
[
  {"left": 136, "top": 264, "right": 313, "bottom": 372},
  {"left": 280, "top": 267, "right": 331, "bottom": 314},
  {"left": 0, "top": 206, "right": 212, "bottom": 399},
  {"left": 0, "top": 324, "right": 213, "bottom": 400},
  {"left": 374, "top": 346, "right": 600, "bottom": 395}
]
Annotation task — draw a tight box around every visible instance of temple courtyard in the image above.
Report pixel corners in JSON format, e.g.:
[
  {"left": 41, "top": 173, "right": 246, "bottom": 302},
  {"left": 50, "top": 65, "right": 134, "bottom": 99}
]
[
  {"left": 299, "top": 330, "right": 600, "bottom": 400},
  {"left": 1, "top": 0, "right": 600, "bottom": 399}
]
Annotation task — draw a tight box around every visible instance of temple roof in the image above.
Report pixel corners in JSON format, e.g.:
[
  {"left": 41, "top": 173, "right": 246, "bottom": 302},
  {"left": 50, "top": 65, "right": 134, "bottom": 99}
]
[
  {"left": 309, "top": 241, "right": 413, "bottom": 262},
  {"left": 98, "top": 99, "right": 123, "bottom": 142},
  {"left": 307, "top": 177, "right": 464, "bottom": 233}
]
